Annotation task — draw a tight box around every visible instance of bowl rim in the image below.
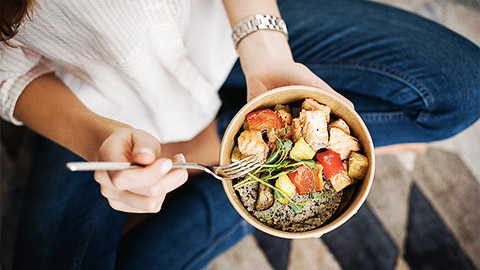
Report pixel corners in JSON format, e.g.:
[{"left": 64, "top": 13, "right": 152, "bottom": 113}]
[{"left": 219, "top": 85, "right": 375, "bottom": 239}]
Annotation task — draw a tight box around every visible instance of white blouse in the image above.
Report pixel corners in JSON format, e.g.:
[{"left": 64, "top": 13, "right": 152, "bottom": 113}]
[{"left": 0, "top": 0, "right": 237, "bottom": 143}]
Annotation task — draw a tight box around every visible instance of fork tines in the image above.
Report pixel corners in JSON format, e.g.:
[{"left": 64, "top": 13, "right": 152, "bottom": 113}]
[{"left": 219, "top": 155, "right": 264, "bottom": 178}]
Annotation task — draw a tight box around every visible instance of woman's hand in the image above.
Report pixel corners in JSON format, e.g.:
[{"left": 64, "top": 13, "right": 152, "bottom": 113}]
[
  {"left": 94, "top": 128, "right": 188, "bottom": 213},
  {"left": 236, "top": 31, "right": 353, "bottom": 107},
  {"left": 245, "top": 60, "right": 349, "bottom": 103},
  {"left": 221, "top": 0, "right": 352, "bottom": 106}
]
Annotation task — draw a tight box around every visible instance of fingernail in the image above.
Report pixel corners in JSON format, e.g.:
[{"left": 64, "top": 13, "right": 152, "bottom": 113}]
[
  {"left": 173, "top": 153, "right": 186, "bottom": 162},
  {"left": 138, "top": 148, "right": 155, "bottom": 157},
  {"left": 160, "top": 159, "right": 173, "bottom": 174}
]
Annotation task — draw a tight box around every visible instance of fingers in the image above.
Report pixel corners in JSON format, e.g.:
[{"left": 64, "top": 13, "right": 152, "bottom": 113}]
[
  {"left": 98, "top": 128, "right": 161, "bottom": 165},
  {"left": 295, "top": 63, "right": 355, "bottom": 109},
  {"left": 94, "top": 153, "right": 188, "bottom": 213},
  {"left": 108, "top": 200, "right": 146, "bottom": 213},
  {"left": 96, "top": 170, "right": 166, "bottom": 213},
  {"left": 111, "top": 158, "right": 173, "bottom": 190},
  {"left": 245, "top": 62, "right": 355, "bottom": 109},
  {"left": 131, "top": 130, "right": 161, "bottom": 165},
  {"left": 128, "top": 166, "right": 188, "bottom": 197}
]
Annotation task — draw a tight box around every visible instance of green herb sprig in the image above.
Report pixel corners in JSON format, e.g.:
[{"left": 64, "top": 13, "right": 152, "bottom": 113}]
[{"left": 233, "top": 130, "right": 323, "bottom": 214}]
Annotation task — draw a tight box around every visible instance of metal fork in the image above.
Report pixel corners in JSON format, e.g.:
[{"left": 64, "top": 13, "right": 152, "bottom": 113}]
[{"left": 66, "top": 155, "right": 264, "bottom": 181}]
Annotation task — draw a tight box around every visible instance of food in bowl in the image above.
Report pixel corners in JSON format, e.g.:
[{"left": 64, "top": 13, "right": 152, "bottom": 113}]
[{"left": 231, "top": 98, "right": 369, "bottom": 232}]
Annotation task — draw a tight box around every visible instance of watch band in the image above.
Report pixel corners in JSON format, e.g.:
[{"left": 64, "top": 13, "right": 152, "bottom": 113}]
[{"left": 231, "top": 14, "right": 288, "bottom": 49}]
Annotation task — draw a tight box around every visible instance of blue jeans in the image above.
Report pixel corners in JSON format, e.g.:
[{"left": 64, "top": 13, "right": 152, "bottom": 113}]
[
  {"left": 222, "top": 0, "right": 479, "bottom": 147},
  {"left": 13, "top": 0, "right": 479, "bottom": 269}
]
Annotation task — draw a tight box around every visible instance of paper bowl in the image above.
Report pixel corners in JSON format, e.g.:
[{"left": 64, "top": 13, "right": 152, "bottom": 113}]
[{"left": 219, "top": 85, "right": 375, "bottom": 239}]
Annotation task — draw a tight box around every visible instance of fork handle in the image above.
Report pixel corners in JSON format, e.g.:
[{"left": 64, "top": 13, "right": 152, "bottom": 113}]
[{"left": 66, "top": 161, "right": 200, "bottom": 171}]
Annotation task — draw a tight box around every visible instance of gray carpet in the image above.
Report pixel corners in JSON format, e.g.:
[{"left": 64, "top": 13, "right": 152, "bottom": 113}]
[{"left": 209, "top": 147, "right": 480, "bottom": 270}]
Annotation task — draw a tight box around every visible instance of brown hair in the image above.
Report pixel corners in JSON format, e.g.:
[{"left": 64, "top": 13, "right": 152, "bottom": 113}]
[{"left": 0, "top": 0, "right": 34, "bottom": 45}]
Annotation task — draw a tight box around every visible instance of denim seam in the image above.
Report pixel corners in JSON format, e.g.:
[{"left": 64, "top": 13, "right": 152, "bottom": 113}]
[
  {"left": 305, "top": 59, "right": 435, "bottom": 123},
  {"left": 361, "top": 111, "right": 411, "bottom": 123},
  {"left": 70, "top": 198, "right": 107, "bottom": 270},
  {"left": 181, "top": 220, "right": 248, "bottom": 270}
]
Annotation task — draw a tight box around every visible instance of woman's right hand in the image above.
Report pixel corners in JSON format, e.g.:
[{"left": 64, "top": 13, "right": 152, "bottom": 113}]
[
  {"left": 93, "top": 128, "right": 189, "bottom": 213},
  {"left": 12, "top": 73, "right": 188, "bottom": 213}
]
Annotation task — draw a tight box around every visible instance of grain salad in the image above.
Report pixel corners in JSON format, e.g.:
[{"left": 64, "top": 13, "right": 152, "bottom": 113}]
[{"left": 231, "top": 98, "right": 369, "bottom": 232}]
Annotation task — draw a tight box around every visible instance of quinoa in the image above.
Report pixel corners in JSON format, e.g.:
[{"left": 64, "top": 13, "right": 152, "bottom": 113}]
[{"left": 235, "top": 177, "right": 342, "bottom": 232}]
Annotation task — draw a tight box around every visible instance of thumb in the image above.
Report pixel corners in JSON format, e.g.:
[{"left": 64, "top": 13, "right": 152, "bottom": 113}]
[
  {"left": 131, "top": 130, "right": 161, "bottom": 165},
  {"left": 299, "top": 65, "right": 355, "bottom": 109}
]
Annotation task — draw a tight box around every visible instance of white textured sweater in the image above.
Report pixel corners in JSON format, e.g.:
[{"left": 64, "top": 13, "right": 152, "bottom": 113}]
[{"left": 0, "top": 0, "right": 237, "bottom": 143}]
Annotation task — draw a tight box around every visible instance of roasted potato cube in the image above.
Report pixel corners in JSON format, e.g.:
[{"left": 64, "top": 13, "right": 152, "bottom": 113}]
[
  {"left": 275, "top": 174, "right": 296, "bottom": 204},
  {"left": 289, "top": 137, "right": 316, "bottom": 161},
  {"left": 230, "top": 146, "right": 242, "bottom": 163},
  {"left": 348, "top": 152, "right": 369, "bottom": 179}
]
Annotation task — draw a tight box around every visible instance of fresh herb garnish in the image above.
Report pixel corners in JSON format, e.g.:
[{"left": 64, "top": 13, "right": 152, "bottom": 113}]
[
  {"left": 289, "top": 202, "right": 304, "bottom": 214},
  {"left": 234, "top": 133, "right": 327, "bottom": 214},
  {"left": 263, "top": 200, "right": 278, "bottom": 221}
]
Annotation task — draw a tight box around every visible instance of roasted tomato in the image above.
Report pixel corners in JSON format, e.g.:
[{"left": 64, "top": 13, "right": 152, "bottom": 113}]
[
  {"left": 245, "top": 109, "right": 284, "bottom": 131},
  {"left": 287, "top": 163, "right": 323, "bottom": 195},
  {"left": 316, "top": 149, "right": 345, "bottom": 179}
]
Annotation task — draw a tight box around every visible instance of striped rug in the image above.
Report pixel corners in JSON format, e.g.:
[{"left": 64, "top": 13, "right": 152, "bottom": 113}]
[{"left": 209, "top": 148, "right": 480, "bottom": 270}]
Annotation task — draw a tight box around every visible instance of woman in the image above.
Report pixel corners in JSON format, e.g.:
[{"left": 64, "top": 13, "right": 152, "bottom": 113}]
[{"left": 1, "top": 0, "right": 478, "bottom": 269}]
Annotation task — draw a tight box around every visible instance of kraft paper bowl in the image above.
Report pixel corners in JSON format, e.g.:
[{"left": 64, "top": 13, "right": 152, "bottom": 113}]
[{"left": 219, "top": 85, "right": 375, "bottom": 239}]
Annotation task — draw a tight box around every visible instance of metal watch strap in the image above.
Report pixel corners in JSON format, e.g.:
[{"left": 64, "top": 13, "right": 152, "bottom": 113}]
[{"left": 231, "top": 14, "right": 288, "bottom": 49}]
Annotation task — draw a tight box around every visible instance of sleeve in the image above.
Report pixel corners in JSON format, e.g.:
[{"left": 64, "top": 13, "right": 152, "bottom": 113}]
[{"left": 0, "top": 46, "right": 56, "bottom": 125}]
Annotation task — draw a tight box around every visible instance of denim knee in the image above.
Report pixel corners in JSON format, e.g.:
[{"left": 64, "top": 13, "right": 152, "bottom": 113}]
[{"left": 415, "top": 44, "right": 480, "bottom": 141}]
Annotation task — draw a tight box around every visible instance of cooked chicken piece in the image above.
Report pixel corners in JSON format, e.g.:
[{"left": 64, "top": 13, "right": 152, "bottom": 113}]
[
  {"left": 274, "top": 104, "right": 292, "bottom": 125},
  {"left": 237, "top": 129, "right": 269, "bottom": 160},
  {"left": 301, "top": 110, "right": 329, "bottom": 151},
  {"left": 276, "top": 109, "right": 292, "bottom": 125},
  {"left": 302, "top": 98, "right": 322, "bottom": 110},
  {"left": 330, "top": 171, "right": 356, "bottom": 192},
  {"left": 255, "top": 183, "right": 274, "bottom": 210},
  {"left": 266, "top": 129, "right": 276, "bottom": 151},
  {"left": 291, "top": 118, "right": 303, "bottom": 143},
  {"left": 266, "top": 128, "right": 287, "bottom": 151},
  {"left": 302, "top": 98, "right": 331, "bottom": 123},
  {"left": 328, "top": 127, "right": 360, "bottom": 160},
  {"left": 282, "top": 126, "right": 293, "bottom": 141},
  {"left": 328, "top": 118, "right": 350, "bottom": 135}
]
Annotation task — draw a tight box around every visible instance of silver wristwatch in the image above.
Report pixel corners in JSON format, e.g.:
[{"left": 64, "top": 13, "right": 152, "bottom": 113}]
[{"left": 231, "top": 14, "right": 288, "bottom": 49}]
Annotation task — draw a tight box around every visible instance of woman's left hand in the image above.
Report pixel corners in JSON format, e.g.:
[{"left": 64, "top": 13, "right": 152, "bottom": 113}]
[
  {"left": 237, "top": 30, "right": 353, "bottom": 108},
  {"left": 246, "top": 61, "right": 353, "bottom": 107}
]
